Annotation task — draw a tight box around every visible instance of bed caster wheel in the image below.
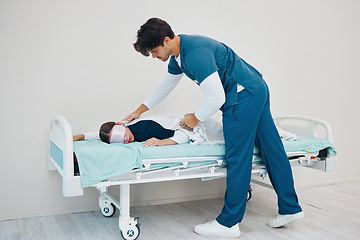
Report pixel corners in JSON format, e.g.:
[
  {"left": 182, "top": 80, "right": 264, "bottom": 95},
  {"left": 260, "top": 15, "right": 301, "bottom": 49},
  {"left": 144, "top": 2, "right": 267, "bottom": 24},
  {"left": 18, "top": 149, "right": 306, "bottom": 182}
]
[
  {"left": 247, "top": 186, "right": 252, "bottom": 201},
  {"left": 99, "top": 199, "right": 116, "bottom": 217},
  {"left": 100, "top": 203, "right": 116, "bottom": 217},
  {"left": 120, "top": 218, "right": 140, "bottom": 240}
]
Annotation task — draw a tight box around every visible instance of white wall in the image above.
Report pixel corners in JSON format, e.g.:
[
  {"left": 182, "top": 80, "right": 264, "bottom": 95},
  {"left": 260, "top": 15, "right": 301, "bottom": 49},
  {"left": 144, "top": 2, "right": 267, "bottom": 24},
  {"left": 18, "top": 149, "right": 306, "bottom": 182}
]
[{"left": 0, "top": 0, "right": 359, "bottom": 220}]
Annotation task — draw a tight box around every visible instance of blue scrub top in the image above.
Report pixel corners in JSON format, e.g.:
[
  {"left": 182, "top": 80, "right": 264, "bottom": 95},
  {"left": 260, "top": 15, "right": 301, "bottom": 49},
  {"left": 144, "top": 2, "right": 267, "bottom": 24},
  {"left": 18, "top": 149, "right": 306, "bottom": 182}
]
[{"left": 168, "top": 34, "right": 264, "bottom": 109}]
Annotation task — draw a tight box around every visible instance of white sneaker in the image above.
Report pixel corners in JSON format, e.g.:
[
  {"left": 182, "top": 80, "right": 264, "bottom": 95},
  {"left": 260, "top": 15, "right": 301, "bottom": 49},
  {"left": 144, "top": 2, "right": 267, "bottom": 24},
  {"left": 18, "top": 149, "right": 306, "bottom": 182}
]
[
  {"left": 194, "top": 220, "right": 241, "bottom": 238},
  {"left": 267, "top": 211, "right": 305, "bottom": 228}
]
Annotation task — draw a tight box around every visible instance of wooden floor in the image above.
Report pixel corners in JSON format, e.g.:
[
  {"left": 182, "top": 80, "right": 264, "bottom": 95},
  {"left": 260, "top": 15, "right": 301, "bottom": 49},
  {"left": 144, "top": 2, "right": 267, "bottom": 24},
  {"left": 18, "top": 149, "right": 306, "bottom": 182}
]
[{"left": 1, "top": 180, "right": 359, "bottom": 240}]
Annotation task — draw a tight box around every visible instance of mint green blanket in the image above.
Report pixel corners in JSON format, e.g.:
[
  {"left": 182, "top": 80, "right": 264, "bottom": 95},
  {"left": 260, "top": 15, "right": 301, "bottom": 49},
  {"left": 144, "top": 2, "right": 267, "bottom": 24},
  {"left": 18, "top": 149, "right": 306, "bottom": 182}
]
[
  {"left": 74, "top": 140, "right": 143, "bottom": 187},
  {"left": 74, "top": 137, "right": 336, "bottom": 188}
]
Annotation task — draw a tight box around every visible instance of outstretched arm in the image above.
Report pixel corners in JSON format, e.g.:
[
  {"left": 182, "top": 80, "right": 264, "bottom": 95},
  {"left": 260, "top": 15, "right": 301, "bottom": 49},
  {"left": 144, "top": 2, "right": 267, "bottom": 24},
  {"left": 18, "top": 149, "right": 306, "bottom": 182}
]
[
  {"left": 123, "top": 72, "right": 183, "bottom": 122},
  {"left": 122, "top": 104, "right": 149, "bottom": 122},
  {"left": 73, "top": 134, "right": 85, "bottom": 141},
  {"left": 73, "top": 132, "right": 99, "bottom": 141}
]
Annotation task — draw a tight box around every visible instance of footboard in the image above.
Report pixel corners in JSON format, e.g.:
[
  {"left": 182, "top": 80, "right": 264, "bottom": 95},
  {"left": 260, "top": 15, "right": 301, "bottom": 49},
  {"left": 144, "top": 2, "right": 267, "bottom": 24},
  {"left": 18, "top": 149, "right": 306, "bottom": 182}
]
[
  {"left": 48, "top": 115, "right": 83, "bottom": 197},
  {"left": 274, "top": 115, "right": 335, "bottom": 172}
]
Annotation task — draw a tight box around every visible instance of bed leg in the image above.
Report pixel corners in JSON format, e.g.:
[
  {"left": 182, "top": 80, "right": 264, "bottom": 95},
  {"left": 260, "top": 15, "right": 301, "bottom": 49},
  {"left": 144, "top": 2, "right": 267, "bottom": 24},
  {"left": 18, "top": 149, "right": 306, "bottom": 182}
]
[
  {"left": 119, "top": 184, "right": 130, "bottom": 220},
  {"left": 119, "top": 184, "right": 140, "bottom": 240}
]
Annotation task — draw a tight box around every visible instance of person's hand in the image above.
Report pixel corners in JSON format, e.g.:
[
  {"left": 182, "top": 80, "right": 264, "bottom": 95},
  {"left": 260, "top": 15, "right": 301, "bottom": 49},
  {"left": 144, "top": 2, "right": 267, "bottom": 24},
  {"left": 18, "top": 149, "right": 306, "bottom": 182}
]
[
  {"left": 180, "top": 113, "right": 199, "bottom": 129},
  {"left": 122, "top": 111, "right": 141, "bottom": 122},
  {"left": 122, "top": 104, "right": 149, "bottom": 122},
  {"left": 143, "top": 138, "right": 177, "bottom": 147},
  {"left": 73, "top": 134, "right": 85, "bottom": 141},
  {"left": 143, "top": 138, "right": 162, "bottom": 147}
]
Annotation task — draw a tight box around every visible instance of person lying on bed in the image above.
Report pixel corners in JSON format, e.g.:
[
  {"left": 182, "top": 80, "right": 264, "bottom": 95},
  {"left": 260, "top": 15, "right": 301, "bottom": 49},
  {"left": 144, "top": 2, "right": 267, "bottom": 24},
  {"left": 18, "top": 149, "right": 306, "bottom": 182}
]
[{"left": 73, "top": 120, "right": 190, "bottom": 147}]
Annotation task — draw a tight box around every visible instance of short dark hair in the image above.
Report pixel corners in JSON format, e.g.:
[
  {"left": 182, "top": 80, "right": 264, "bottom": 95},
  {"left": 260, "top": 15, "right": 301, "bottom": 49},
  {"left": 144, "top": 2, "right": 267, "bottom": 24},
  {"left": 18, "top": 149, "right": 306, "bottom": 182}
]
[
  {"left": 133, "top": 18, "right": 175, "bottom": 57},
  {"left": 99, "top": 121, "right": 116, "bottom": 144}
]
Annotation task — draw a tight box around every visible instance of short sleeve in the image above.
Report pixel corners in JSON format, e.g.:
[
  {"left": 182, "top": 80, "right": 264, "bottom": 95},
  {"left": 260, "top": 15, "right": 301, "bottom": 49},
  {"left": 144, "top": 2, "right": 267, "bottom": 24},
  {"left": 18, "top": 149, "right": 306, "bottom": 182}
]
[
  {"left": 185, "top": 47, "right": 219, "bottom": 84},
  {"left": 168, "top": 56, "right": 183, "bottom": 75}
]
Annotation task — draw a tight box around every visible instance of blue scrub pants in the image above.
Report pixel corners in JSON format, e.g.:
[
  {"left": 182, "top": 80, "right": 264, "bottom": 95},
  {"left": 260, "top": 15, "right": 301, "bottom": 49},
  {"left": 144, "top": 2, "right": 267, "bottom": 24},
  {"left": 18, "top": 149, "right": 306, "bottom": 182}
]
[{"left": 216, "top": 80, "right": 302, "bottom": 228}]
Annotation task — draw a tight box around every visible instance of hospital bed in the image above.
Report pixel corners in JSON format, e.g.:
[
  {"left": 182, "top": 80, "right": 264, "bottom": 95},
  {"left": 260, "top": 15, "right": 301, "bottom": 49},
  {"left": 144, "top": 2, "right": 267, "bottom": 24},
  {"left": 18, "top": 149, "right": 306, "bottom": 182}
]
[{"left": 48, "top": 115, "right": 336, "bottom": 240}]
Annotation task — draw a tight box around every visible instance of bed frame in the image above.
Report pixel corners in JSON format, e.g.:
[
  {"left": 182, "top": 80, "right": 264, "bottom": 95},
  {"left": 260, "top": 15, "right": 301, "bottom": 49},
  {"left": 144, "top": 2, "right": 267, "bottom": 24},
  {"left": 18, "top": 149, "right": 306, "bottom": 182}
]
[{"left": 48, "top": 115, "right": 335, "bottom": 240}]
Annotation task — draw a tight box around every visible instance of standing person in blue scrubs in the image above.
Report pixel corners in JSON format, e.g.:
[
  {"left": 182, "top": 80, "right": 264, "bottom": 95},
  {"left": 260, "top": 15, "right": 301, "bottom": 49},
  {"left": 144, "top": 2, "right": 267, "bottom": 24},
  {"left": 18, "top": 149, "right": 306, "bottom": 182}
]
[{"left": 124, "top": 17, "right": 304, "bottom": 238}]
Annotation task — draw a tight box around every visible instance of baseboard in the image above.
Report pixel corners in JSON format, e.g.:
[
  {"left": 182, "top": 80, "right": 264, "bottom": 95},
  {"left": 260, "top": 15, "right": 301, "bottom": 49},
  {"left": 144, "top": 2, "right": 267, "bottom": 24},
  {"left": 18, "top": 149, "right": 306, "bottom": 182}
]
[
  {"left": 0, "top": 193, "right": 224, "bottom": 222},
  {"left": 0, "top": 205, "right": 99, "bottom": 222},
  {"left": 2, "top": 177, "right": 359, "bottom": 221},
  {"left": 296, "top": 176, "right": 360, "bottom": 189}
]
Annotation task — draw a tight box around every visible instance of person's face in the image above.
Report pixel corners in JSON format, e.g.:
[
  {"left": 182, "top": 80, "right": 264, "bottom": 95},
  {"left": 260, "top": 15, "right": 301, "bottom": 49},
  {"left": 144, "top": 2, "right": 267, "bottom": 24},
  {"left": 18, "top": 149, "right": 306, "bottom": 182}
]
[
  {"left": 148, "top": 37, "right": 173, "bottom": 62},
  {"left": 114, "top": 122, "right": 134, "bottom": 144}
]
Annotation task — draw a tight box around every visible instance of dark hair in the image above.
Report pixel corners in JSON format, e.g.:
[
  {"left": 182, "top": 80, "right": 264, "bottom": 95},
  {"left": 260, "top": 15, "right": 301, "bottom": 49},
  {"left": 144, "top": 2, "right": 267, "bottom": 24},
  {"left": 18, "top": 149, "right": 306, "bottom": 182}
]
[
  {"left": 99, "top": 121, "right": 116, "bottom": 144},
  {"left": 133, "top": 18, "right": 175, "bottom": 57}
]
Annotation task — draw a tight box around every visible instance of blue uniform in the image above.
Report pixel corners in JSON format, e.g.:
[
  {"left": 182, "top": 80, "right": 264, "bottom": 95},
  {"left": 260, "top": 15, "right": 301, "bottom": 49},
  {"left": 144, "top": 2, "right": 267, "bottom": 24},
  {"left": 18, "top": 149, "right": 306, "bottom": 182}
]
[
  {"left": 168, "top": 34, "right": 263, "bottom": 110},
  {"left": 168, "top": 35, "right": 302, "bottom": 227}
]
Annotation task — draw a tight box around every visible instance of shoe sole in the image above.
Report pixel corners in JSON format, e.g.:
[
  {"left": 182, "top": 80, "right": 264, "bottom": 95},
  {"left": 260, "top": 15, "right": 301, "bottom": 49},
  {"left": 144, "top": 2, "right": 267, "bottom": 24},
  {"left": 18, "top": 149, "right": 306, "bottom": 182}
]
[
  {"left": 194, "top": 230, "right": 241, "bottom": 238},
  {"left": 267, "top": 212, "right": 305, "bottom": 228}
]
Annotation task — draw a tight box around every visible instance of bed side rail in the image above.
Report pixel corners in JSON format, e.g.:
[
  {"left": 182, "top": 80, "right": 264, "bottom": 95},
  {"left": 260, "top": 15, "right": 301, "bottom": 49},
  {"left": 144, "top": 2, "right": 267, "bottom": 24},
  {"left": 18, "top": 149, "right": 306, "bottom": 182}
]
[
  {"left": 274, "top": 115, "right": 335, "bottom": 172},
  {"left": 48, "top": 115, "right": 83, "bottom": 197},
  {"left": 274, "top": 115, "right": 333, "bottom": 143}
]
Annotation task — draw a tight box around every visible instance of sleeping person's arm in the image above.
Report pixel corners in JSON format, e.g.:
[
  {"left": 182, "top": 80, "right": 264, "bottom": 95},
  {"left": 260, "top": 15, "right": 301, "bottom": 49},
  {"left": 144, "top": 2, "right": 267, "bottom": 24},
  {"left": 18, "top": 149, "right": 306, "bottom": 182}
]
[
  {"left": 143, "top": 129, "right": 190, "bottom": 147},
  {"left": 143, "top": 137, "right": 177, "bottom": 147},
  {"left": 73, "top": 132, "right": 99, "bottom": 141}
]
